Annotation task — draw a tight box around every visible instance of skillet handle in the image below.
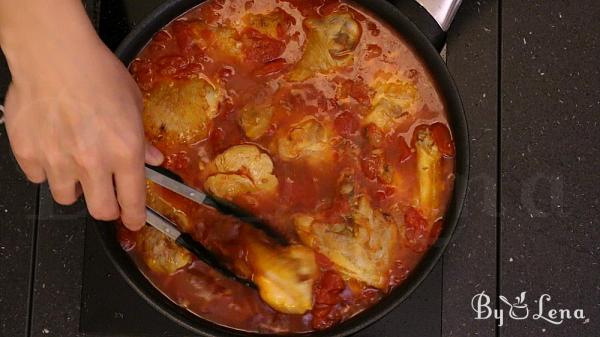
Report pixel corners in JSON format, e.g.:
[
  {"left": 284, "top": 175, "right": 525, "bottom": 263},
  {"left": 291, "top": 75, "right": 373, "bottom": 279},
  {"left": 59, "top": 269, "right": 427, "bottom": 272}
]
[{"left": 388, "top": 0, "right": 462, "bottom": 51}]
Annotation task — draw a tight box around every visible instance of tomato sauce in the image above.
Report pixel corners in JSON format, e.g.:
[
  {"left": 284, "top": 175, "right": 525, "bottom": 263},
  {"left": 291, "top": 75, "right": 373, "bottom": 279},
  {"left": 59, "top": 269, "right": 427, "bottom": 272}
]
[{"left": 120, "top": 0, "right": 456, "bottom": 333}]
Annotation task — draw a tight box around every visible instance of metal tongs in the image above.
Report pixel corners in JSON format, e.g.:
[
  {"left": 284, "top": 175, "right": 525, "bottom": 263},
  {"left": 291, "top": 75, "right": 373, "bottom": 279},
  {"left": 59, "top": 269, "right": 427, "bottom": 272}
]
[{"left": 145, "top": 166, "right": 259, "bottom": 288}]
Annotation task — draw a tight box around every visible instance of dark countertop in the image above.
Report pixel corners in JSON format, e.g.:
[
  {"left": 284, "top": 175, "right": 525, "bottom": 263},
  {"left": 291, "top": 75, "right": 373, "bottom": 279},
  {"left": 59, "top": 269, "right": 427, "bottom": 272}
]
[{"left": 0, "top": 0, "right": 598, "bottom": 336}]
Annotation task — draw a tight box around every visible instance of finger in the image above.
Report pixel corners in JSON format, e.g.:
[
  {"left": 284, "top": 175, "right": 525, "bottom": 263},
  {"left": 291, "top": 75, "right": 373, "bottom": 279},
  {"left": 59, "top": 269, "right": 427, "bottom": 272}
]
[
  {"left": 43, "top": 148, "right": 82, "bottom": 205},
  {"left": 46, "top": 173, "right": 80, "bottom": 206},
  {"left": 145, "top": 141, "right": 164, "bottom": 166},
  {"left": 10, "top": 143, "right": 47, "bottom": 183},
  {"left": 15, "top": 156, "right": 47, "bottom": 183},
  {"left": 114, "top": 162, "right": 146, "bottom": 231},
  {"left": 80, "top": 173, "right": 120, "bottom": 221}
]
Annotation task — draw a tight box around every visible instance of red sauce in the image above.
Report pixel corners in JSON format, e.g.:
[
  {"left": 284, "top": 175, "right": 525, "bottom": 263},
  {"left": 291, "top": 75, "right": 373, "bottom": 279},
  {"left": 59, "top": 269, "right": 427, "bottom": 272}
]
[{"left": 120, "top": 0, "right": 456, "bottom": 333}]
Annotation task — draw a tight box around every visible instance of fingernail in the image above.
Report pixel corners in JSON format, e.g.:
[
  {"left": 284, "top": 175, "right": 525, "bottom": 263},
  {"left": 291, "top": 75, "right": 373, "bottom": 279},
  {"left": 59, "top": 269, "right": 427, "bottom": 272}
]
[{"left": 146, "top": 144, "right": 164, "bottom": 166}]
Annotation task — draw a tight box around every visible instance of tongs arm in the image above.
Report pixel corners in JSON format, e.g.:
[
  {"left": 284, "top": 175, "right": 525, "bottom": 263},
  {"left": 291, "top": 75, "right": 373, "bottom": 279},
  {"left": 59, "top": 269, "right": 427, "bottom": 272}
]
[{"left": 145, "top": 207, "right": 256, "bottom": 289}]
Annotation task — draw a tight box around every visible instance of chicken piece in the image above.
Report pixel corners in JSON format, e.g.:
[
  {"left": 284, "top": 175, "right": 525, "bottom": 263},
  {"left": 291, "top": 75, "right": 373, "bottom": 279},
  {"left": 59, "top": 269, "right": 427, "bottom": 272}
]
[
  {"left": 144, "top": 78, "right": 220, "bottom": 146},
  {"left": 173, "top": 20, "right": 242, "bottom": 59},
  {"left": 288, "top": 13, "right": 361, "bottom": 81},
  {"left": 415, "top": 127, "right": 443, "bottom": 219},
  {"left": 364, "top": 73, "right": 420, "bottom": 132},
  {"left": 137, "top": 226, "right": 192, "bottom": 274},
  {"left": 246, "top": 238, "right": 318, "bottom": 314},
  {"left": 204, "top": 145, "right": 278, "bottom": 200},
  {"left": 176, "top": 21, "right": 242, "bottom": 59},
  {"left": 277, "top": 117, "right": 334, "bottom": 164},
  {"left": 294, "top": 196, "right": 398, "bottom": 289},
  {"left": 243, "top": 8, "right": 294, "bottom": 39},
  {"left": 239, "top": 105, "right": 273, "bottom": 140},
  {"left": 146, "top": 181, "right": 192, "bottom": 232}
]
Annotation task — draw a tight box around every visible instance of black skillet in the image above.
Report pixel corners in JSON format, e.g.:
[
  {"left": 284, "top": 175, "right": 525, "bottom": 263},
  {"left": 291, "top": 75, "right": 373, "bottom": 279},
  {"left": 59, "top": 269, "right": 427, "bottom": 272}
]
[{"left": 95, "top": 0, "right": 469, "bottom": 336}]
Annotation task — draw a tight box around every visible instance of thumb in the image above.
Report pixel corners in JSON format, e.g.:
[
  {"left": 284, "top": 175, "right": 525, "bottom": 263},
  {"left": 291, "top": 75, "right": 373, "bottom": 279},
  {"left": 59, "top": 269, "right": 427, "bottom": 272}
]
[{"left": 145, "top": 142, "right": 164, "bottom": 166}]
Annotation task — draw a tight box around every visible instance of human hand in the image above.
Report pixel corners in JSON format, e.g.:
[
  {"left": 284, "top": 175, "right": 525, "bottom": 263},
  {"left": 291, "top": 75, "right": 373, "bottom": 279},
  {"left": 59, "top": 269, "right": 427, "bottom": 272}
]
[{"left": 0, "top": 1, "right": 162, "bottom": 230}]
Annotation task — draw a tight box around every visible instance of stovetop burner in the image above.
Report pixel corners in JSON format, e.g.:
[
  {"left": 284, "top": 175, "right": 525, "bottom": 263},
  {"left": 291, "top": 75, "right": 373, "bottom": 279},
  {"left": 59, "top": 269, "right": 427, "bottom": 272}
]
[{"left": 79, "top": 1, "right": 444, "bottom": 336}]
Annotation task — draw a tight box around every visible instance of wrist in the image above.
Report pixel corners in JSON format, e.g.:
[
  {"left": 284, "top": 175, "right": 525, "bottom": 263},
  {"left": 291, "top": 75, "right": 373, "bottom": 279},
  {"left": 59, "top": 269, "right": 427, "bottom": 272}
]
[{"left": 0, "top": 0, "right": 102, "bottom": 75}]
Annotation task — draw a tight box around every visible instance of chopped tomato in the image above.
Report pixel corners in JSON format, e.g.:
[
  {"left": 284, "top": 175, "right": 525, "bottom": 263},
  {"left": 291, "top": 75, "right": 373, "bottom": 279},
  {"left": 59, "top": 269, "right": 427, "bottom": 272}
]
[
  {"left": 389, "top": 131, "right": 412, "bottom": 162},
  {"left": 367, "top": 21, "right": 381, "bottom": 36},
  {"left": 431, "top": 123, "right": 455, "bottom": 157},
  {"left": 360, "top": 153, "right": 379, "bottom": 180},
  {"left": 374, "top": 185, "right": 396, "bottom": 203},
  {"left": 364, "top": 124, "right": 384, "bottom": 147},
  {"left": 312, "top": 270, "right": 345, "bottom": 329},
  {"left": 365, "top": 44, "right": 382, "bottom": 60},
  {"left": 398, "top": 136, "right": 412, "bottom": 162},
  {"left": 315, "top": 270, "right": 345, "bottom": 305},
  {"left": 404, "top": 207, "right": 428, "bottom": 252},
  {"left": 336, "top": 78, "right": 370, "bottom": 105},
  {"left": 241, "top": 28, "right": 286, "bottom": 64},
  {"left": 360, "top": 149, "right": 392, "bottom": 184},
  {"left": 334, "top": 110, "right": 359, "bottom": 137},
  {"left": 348, "top": 81, "right": 370, "bottom": 105}
]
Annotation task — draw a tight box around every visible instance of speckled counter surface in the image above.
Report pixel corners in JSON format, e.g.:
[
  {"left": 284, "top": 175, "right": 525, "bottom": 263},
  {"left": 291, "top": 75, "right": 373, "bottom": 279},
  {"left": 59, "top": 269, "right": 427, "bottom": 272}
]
[{"left": 0, "top": 0, "right": 598, "bottom": 336}]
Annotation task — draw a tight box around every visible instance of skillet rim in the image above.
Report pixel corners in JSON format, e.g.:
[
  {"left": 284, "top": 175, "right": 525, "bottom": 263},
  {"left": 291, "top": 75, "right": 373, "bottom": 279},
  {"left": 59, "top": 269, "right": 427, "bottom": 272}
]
[{"left": 95, "top": 0, "right": 470, "bottom": 335}]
